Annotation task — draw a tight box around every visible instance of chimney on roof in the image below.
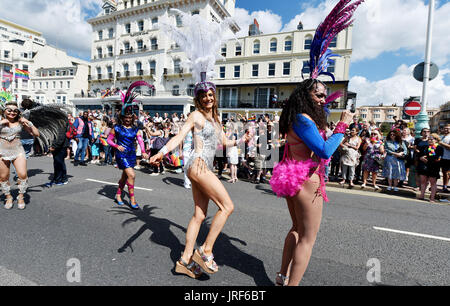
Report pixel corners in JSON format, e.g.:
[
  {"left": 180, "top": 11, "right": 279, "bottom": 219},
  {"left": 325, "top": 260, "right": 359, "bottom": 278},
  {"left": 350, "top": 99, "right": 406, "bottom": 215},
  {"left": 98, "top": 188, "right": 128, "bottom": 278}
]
[{"left": 249, "top": 19, "right": 261, "bottom": 36}]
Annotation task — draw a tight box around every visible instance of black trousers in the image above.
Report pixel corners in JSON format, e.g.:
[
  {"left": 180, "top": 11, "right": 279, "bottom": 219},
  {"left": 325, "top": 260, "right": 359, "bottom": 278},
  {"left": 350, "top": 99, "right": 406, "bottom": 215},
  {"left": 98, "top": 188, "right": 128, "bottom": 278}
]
[
  {"left": 52, "top": 148, "right": 67, "bottom": 183},
  {"left": 150, "top": 149, "right": 164, "bottom": 173}
]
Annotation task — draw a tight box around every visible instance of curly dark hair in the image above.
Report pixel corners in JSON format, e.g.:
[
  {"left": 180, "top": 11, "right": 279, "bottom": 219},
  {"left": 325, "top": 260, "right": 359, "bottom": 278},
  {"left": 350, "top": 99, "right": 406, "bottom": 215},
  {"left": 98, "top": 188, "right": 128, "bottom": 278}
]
[
  {"left": 388, "top": 129, "right": 402, "bottom": 143},
  {"left": 279, "top": 79, "right": 328, "bottom": 136}
]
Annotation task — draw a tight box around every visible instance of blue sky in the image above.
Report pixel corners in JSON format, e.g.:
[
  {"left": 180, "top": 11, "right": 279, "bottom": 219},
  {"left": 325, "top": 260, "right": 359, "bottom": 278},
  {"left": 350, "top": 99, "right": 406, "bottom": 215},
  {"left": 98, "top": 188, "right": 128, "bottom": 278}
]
[
  {"left": 1, "top": 0, "right": 449, "bottom": 107},
  {"left": 237, "top": 0, "right": 449, "bottom": 83},
  {"left": 77, "top": 0, "right": 450, "bottom": 86}
]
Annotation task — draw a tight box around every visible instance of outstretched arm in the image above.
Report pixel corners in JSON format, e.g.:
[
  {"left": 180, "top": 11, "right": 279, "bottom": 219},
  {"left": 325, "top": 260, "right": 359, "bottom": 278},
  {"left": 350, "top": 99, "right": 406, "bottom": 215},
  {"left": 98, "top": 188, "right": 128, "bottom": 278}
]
[
  {"left": 292, "top": 114, "right": 347, "bottom": 160},
  {"left": 149, "top": 112, "right": 196, "bottom": 164}
]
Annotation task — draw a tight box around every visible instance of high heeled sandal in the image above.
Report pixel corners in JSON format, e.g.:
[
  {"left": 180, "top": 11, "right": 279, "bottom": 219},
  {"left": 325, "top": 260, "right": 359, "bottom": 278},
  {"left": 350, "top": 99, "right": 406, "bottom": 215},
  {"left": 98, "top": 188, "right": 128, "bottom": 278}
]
[
  {"left": 115, "top": 195, "right": 125, "bottom": 206},
  {"left": 275, "top": 273, "right": 289, "bottom": 286},
  {"left": 4, "top": 196, "right": 13, "bottom": 210},
  {"left": 175, "top": 258, "right": 203, "bottom": 279},
  {"left": 17, "top": 195, "right": 26, "bottom": 210},
  {"left": 192, "top": 246, "right": 218, "bottom": 274}
]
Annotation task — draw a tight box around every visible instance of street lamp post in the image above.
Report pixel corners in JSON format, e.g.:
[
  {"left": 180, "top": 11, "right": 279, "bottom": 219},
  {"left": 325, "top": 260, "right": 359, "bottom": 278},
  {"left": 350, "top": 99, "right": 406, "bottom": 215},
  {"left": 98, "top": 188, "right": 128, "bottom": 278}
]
[{"left": 415, "top": 0, "right": 435, "bottom": 135}]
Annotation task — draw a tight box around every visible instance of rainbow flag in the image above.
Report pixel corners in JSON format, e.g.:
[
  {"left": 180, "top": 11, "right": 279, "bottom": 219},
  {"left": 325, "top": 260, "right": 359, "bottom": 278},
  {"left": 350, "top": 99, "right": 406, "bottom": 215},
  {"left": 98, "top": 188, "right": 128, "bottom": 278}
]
[
  {"left": 170, "top": 154, "right": 184, "bottom": 167},
  {"left": 100, "top": 137, "right": 109, "bottom": 147},
  {"left": 248, "top": 115, "right": 257, "bottom": 122},
  {"left": 15, "top": 69, "right": 30, "bottom": 80}
]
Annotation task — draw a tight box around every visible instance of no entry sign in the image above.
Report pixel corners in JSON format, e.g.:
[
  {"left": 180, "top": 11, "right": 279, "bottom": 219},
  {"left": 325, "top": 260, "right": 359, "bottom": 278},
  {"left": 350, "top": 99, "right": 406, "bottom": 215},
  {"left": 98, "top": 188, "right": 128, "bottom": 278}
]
[{"left": 404, "top": 101, "right": 422, "bottom": 117}]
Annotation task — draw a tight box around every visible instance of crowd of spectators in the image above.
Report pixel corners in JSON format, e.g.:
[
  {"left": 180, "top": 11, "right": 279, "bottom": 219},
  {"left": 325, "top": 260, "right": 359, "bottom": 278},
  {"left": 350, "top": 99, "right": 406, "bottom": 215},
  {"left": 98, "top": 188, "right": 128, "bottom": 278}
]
[
  {"left": 44, "top": 109, "right": 449, "bottom": 201},
  {"left": 330, "top": 117, "right": 450, "bottom": 202}
]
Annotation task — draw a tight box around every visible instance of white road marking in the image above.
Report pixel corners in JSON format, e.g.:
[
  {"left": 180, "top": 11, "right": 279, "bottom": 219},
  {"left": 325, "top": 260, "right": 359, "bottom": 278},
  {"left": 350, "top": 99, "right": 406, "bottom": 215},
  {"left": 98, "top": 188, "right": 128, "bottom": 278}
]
[
  {"left": 86, "top": 179, "right": 153, "bottom": 192},
  {"left": 373, "top": 227, "right": 450, "bottom": 242}
]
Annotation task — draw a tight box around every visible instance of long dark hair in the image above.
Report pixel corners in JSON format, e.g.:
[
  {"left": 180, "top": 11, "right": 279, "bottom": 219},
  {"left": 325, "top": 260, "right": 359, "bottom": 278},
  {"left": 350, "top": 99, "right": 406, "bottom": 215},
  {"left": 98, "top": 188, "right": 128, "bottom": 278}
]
[
  {"left": 388, "top": 130, "right": 402, "bottom": 143},
  {"left": 279, "top": 79, "right": 328, "bottom": 136}
]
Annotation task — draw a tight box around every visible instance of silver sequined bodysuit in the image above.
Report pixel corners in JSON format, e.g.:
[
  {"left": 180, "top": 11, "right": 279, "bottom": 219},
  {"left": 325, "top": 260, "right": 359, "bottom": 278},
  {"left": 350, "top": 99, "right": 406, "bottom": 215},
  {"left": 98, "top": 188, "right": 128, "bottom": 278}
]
[
  {"left": 0, "top": 124, "right": 26, "bottom": 161},
  {"left": 184, "top": 120, "right": 219, "bottom": 171}
]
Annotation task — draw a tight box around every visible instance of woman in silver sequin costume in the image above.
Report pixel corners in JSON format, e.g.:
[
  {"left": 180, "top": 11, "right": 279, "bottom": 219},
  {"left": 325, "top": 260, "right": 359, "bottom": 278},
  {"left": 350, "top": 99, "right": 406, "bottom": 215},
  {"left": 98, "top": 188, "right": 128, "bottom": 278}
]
[
  {"left": 0, "top": 101, "right": 40, "bottom": 210},
  {"left": 150, "top": 89, "right": 249, "bottom": 279}
]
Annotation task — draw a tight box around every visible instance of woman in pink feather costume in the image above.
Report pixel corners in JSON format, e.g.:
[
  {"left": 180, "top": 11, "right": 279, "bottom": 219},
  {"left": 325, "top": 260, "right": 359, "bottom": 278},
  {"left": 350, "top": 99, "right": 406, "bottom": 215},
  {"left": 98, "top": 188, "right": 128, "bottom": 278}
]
[{"left": 271, "top": 79, "right": 353, "bottom": 286}]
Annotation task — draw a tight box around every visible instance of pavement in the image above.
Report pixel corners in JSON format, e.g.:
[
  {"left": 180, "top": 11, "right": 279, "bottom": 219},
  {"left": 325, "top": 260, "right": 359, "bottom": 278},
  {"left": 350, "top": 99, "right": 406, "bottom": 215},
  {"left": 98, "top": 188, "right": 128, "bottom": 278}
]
[{"left": 0, "top": 156, "right": 449, "bottom": 286}]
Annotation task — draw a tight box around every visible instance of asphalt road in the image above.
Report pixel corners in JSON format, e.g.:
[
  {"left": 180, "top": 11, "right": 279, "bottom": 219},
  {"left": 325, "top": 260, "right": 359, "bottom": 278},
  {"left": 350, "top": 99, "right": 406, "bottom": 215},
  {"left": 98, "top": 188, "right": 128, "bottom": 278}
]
[{"left": 0, "top": 157, "right": 449, "bottom": 286}]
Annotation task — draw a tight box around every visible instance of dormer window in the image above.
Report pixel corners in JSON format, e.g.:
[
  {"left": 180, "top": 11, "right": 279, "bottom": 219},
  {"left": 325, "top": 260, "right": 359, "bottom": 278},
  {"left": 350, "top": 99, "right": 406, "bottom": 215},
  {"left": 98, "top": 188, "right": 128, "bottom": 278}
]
[{"left": 102, "top": 0, "right": 117, "bottom": 15}]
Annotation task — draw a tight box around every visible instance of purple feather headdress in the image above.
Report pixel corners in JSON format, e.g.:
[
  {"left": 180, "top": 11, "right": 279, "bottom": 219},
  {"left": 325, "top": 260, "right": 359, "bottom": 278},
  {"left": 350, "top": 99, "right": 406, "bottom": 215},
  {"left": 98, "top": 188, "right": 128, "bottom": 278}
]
[
  {"left": 304, "top": 0, "right": 364, "bottom": 83},
  {"left": 194, "top": 72, "right": 216, "bottom": 97},
  {"left": 121, "top": 81, "right": 155, "bottom": 115}
]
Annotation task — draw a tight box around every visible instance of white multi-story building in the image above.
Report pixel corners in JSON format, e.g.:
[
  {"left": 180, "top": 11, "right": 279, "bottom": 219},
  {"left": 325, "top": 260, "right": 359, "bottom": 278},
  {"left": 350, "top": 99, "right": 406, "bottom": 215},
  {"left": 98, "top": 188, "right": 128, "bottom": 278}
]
[
  {"left": 0, "top": 19, "right": 89, "bottom": 107},
  {"left": 216, "top": 19, "right": 353, "bottom": 123},
  {"left": 76, "top": 0, "right": 353, "bottom": 122},
  {"left": 74, "top": 0, "right": 238, "bottom": 115}
]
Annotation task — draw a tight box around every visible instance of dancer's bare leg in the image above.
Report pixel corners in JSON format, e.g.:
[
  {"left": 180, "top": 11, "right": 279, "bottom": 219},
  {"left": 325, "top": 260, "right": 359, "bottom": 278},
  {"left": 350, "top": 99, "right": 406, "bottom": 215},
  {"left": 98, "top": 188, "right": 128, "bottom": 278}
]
[
  {"left": 180, "top": 180, "right": 209, "bottom": 264},
  {"left": 188, "top": 159, "right": 234, "bottom": 258},
  {"left": 12, "top": 156, "right": 28, "bottom": 208},
  {"left": 116, "top": 171, "right": 128, "bottom": 203},
  {"left": 278, "top": 197, "right": 300, "bottom": 284},
  {"left": 0, "top": 159, "right": 12, "bottom": 208},
  {"left": 124, "top": 168, "right": 136, "bottom": 205},
  {"left": 287, "top": 174, "right": 323, "bottom": 286}
]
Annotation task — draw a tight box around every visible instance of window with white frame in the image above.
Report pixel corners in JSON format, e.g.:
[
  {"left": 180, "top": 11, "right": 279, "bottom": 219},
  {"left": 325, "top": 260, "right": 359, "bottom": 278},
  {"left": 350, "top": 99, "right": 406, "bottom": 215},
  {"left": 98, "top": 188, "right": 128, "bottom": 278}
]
[
  {"left": 221, "top": 44, "right": 227, "bottom": 57},
  {"left": 253, "top": 40, "right": 260, "bottom": 54},
  {"left": 174, "top": 59, "right": 181, "bottom": 73},
  {"left": 149, "top": 60, "right": 156, "bottom": 75},
  {"left": 284, "top": 38, "right": 292, "bottom": 51},
  {"left": 268, "top": 63, "right": 276, "bottom": 76},
  {"left": 283, "top": 62, "right": 291, "bottom": 76},
  {"left": 270, "top": 39, "right": 277, "bottom": 52},
  {"left": 234, "top": 65, "right": 240, "bottom": 78},
  {"left": 138, "top": 20, "right": 144, "bottom": 32},
  {"left": 219, "top": 66, "right": 226, "bottom": 78},
  {"left": 235, "top": 44, "right": 242, "bottom": 56},
  {"left": 252, "top": 64, "right": 259, "bottom": 77},
  {"left": 304, "top": 35, "right": 312, "bottom": 50}
]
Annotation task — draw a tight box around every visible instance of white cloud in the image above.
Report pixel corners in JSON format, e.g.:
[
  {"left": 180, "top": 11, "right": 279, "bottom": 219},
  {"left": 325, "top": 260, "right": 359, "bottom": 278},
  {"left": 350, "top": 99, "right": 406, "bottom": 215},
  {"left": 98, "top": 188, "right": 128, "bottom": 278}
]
[
  {"left": 233, "top": 7, "right": 283, "bottom": 37},
  {"left": 281, "top": 0, "right": 450, "bottom": 65},
  {"left": 349, "top": 64, "right": 450, "bottom": 108},
  {"left": 0, "top": 0, "right": 102, "bottom": 59}
]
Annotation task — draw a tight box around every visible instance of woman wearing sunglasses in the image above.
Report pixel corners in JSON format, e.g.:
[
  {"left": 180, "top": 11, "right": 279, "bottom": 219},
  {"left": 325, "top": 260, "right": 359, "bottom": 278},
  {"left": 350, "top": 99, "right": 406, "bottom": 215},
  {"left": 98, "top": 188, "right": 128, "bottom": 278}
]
[{"left": 0, "top": 101, "right": 40, "bottom": 210}]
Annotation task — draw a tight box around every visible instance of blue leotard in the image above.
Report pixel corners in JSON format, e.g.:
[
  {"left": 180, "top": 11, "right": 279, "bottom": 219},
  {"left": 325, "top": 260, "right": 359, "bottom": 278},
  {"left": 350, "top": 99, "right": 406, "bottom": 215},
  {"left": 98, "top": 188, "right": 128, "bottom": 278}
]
[{"left": 114, "top": 125, "right": 139, "bottom": 170}]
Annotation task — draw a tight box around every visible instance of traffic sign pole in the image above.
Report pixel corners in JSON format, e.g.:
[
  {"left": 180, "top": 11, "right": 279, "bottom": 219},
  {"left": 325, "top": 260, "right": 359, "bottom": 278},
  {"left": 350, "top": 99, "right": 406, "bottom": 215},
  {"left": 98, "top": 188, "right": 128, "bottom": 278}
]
[{"left": 416, "top": 0, "right": 435, "bottom": 137}]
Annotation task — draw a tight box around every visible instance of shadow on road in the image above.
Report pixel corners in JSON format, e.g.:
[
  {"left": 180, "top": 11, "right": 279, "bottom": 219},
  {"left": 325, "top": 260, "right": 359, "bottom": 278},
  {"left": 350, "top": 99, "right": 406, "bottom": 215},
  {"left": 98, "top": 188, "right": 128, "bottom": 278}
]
[
  {"left": 162, "top": 176, "right": 185, "bottom": 188},
  {"left": 197, "top": 217, "right": 274, "bottom": 286},
  {"left": 109, "top": 205, "right": 210, "bottom": 281},
  {"left": 109, "top": 205, "right": 273, "bottom": 285},
  {"left": 255, "top": 184, "right": 276, "bottom": 196}
]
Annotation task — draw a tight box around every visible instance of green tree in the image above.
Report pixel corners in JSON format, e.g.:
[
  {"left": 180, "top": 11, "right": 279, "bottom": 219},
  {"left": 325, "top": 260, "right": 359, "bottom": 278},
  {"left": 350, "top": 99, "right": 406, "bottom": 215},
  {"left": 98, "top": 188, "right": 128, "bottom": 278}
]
[{"left": 380, "top": 122, "right": 391, "bottom": 136}]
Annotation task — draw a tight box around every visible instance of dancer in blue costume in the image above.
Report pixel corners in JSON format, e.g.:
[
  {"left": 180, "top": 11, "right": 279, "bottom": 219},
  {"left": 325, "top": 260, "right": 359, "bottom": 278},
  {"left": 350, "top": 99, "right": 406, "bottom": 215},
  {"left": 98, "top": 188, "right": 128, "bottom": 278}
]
[{"left": 107, "top": 81, "right": 152, "bottom": 210}]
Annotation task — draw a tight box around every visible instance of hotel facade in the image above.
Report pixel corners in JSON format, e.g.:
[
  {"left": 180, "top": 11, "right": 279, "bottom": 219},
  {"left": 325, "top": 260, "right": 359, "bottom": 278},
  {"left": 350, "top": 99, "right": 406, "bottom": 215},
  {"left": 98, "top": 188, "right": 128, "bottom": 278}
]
[{"left": 74, "top": 0, "right": 354, "bottom": 122}]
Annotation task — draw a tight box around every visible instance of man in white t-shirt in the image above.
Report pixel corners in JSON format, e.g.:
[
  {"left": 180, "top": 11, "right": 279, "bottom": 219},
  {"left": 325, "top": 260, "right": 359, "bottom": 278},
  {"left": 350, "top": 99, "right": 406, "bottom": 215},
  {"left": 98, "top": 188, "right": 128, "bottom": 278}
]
[{"left": 440, "top": 124, "right": 450, "bottom": 193}]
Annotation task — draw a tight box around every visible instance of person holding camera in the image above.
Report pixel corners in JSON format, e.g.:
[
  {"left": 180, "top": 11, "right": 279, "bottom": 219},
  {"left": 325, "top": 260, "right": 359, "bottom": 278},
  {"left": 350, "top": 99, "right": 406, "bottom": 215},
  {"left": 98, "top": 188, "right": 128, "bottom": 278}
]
[{"left": 382, "top": 130, "right": 407, "bottom": 191}]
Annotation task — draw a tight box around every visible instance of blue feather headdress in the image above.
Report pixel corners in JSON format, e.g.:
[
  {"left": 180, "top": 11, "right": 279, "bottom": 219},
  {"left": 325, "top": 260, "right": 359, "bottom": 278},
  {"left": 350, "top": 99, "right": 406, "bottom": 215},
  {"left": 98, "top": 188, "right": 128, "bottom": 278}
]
[
  {"left": 120, "top": 81, "right": 154, "bottom": 116},
  {"left": 304, "top": 0, "right": 364, "bottom": 83}
]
